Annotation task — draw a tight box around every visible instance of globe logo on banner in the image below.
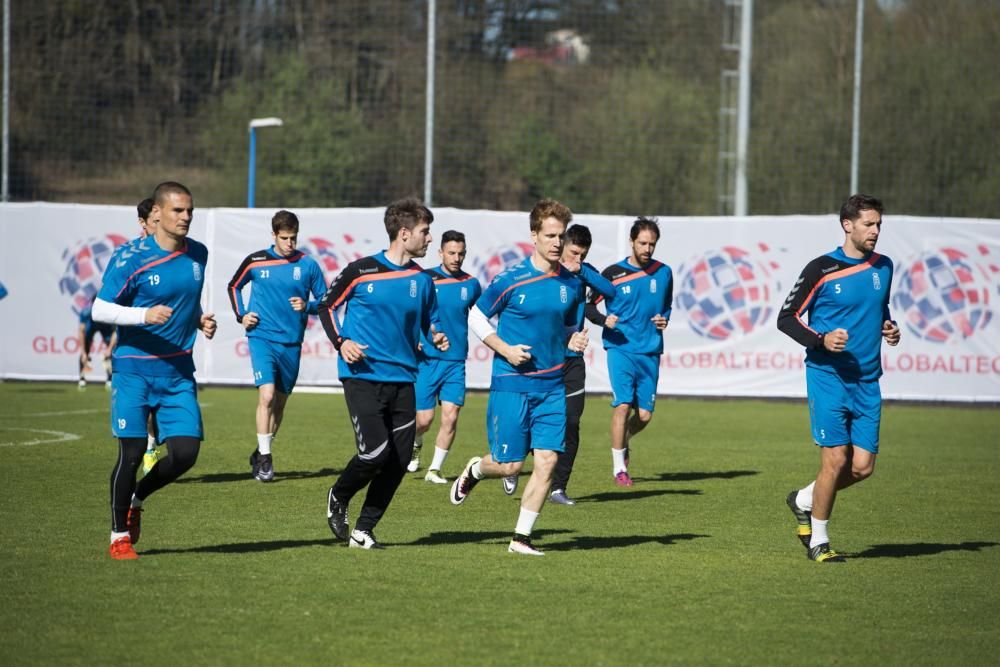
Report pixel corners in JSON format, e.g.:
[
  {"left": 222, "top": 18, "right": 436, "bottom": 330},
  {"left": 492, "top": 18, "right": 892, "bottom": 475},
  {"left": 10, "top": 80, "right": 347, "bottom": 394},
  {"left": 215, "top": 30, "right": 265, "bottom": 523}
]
[
  {"left": 299, "top": 234, "right": 368, "bottom": 330},
  {"left": 676, "top": 244, "right": 781, "bottom": 340},
  {"left": 891, "top": 246, "right": 997, "bottom": 344},
  {"left": 468, "top": 242, "right": 534, "bottom": 286},
  {"left": 59, "top": 234, "right": 129, "bottom": 315}
]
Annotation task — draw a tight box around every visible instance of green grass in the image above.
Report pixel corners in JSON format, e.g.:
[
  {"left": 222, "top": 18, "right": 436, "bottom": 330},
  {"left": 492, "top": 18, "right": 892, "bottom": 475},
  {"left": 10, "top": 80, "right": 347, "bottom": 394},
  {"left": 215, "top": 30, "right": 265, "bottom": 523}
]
[{"left": 1, "top": 382, "right": 998, "bottom": 665}]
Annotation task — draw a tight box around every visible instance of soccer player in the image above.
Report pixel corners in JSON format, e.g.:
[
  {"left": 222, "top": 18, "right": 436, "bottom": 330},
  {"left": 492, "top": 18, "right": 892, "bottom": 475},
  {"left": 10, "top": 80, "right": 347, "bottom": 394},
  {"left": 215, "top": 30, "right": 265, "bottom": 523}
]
[
  {"left": 319, "top": 197, "right": 448, "bottom": 549},
  {"left": 92, "top": 181, "right": 217, "bottom": 560},
  {"left": 409, "top": 230, "right": 482, "bottom": 484},
  {"left": 227, "top": 210, "right": 327, "bottom": 482},
  {"left": 78, "top": 296, "right": 117, "bottom": 389},
  {"left": 779, "top": 194, "right": 900, "bottom": 563},
  {"left": 586, "top": 217, "right": 673, "bottom": 487},
  {"left": 547, "top": 224, "right": 615, "bottom": 505},
  {"left": 450, "top": 199, "right": 590, "bottom": 556}
]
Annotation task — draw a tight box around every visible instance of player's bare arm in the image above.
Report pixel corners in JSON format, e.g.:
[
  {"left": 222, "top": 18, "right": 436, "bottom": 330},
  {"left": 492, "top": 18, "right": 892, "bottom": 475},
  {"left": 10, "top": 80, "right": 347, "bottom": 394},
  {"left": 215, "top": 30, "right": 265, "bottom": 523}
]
[{"left": 882, "top": 320, "right": 901, "bottom": 346}]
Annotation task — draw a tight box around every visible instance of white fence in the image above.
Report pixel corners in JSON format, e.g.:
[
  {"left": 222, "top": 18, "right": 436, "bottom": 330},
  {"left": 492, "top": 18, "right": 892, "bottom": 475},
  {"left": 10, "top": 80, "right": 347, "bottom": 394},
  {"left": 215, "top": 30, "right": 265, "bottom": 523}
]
[{"left": 1, "top": 203, "right": 998, "bottom": 402}]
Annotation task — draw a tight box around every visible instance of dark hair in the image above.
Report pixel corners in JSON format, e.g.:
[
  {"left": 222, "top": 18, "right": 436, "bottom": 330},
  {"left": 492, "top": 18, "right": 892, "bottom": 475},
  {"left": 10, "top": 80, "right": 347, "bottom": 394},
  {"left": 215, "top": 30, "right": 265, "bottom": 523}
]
[
  {"left": 137, "top": 198, "right": 154, "bottom": 221},
  {"left": 272, "top": 210, "right": 299, "bottom": 233},
  {"left": 441, "top": 230, "right": 466, "bottom": 246},
  {"left": 565, "top": 224, "right": 592, "bottom": 249},
  {"left": 384, "top": 197, "right": 433, "bottom": 241},
  {"left": 840, "top": 193, "right": 884, "bottom": 222},
  {"left": 529, "top": 198, "right": 572, "bottom": 233},
  {"left": 152, "top": 181, "right": 192, "bottom": 206},
  {"left": 629, "top": 216, "right": 660, "bottom": 241}
]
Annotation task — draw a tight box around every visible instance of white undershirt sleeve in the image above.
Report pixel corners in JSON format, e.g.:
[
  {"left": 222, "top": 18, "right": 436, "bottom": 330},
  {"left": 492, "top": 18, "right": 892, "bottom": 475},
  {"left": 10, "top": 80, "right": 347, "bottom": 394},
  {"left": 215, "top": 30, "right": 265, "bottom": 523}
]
[
  {"left": 467, "top": 305, "right": 497, "bottom": 342},
  {"left": 92, "top": 298, "right": 148, "bottom": 327}
]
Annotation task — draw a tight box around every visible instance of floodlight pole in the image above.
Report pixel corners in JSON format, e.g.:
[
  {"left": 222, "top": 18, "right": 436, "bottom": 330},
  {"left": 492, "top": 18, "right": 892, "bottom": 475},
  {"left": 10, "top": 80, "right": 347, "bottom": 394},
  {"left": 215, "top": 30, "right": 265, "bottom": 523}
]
[
  {"left": 733, "top": 0, "right": 753, "bottom": 217},
  {"left": 247, "top": 117, "right": 284, "bottom": 208},
  {"left": 423, "top": 0, "right": 436, "bottom": 206},
  {"left": 850, "top": 0, "right": 865, "bottom": 195},
  {"left": 2, "top": 0, "right": 10, "bottom": 202}
]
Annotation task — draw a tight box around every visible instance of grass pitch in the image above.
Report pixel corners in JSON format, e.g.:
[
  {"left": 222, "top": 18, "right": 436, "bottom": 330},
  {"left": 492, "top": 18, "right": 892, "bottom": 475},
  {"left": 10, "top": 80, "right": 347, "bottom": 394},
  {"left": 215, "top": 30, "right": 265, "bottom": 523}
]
[{"left": 1, "top": 382, "right": 997, "bottom": 665}]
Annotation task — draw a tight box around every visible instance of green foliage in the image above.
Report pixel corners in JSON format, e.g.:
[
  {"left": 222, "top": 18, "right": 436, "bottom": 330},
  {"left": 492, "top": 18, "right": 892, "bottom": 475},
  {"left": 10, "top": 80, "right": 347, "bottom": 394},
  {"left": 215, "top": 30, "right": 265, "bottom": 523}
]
[
  {"left": 1, "top": 383, "right": 999, "bottom": 664},
  {"left": 195, "top": 55, "right": 372, "bottom": 208}
]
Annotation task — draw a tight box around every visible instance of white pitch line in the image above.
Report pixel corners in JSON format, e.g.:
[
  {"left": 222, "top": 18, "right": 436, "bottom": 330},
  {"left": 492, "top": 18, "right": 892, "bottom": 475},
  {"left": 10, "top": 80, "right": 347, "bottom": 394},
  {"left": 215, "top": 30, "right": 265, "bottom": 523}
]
[
  {"left": 0, "top": 427, "right": 83, "bottom": 447},
  {"left": 21, "top": 408, "right": 107, "bottom": 417}
]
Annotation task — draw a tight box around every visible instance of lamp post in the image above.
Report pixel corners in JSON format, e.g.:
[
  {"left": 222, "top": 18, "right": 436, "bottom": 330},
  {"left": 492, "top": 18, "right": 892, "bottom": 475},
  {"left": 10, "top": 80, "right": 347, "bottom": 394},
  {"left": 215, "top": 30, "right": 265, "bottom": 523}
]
[{"left": 247, "top": 117, "right": 284, "bottom": 208}]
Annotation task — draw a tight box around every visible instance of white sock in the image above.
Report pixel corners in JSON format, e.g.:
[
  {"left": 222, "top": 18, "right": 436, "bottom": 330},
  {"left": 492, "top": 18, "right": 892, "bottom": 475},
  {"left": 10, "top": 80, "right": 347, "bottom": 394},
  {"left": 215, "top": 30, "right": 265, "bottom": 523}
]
[
  {"left": 257, "top": 433, "right": 273, "bottom": 456},
  {"left": 470, "top": 459, "right": 484, "bottom": 480},
  {"left": 796, "top": 482, "right": 815, "bottom": 512},
  {"left": 612, "top": 448, "right": 627, "bottom": 474},
  {"left": 810, "top": 518, "right": 829, "bottom": 548},
  {"left": 430, "top": 447, "right": 449, "bottom": 471},
  {"left": 515, "top": 507, "right": 540, "bottom": 536},
  {"left": 146, "top": 434, "right": 157, "bottom": 450},
  {"left": 110, "top": 530, "right": 130, "bottom": 543},
  {"left": 130, "top": 494, "right": 143, "bottom": 509}
]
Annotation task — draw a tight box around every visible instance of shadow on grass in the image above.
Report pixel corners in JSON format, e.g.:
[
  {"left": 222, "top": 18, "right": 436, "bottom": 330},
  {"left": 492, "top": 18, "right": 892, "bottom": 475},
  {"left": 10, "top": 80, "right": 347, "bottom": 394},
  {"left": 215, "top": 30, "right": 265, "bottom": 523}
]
[
  {"left": 574, "top": 489, "right": 702, "bottom": 503},
  {"left": 543, "top": 532, "right": 709, "bottom": 552},
  {"left": 647, "top": 470, "right": 759, "bottom": 483},
  {"left": 175, "top": 467, "right": 341, "bottom": 484},
  {"left": 399, "top": 528, "right": 574, "bottom": 547},
  {"left": 140, "top": 538, "right": 335, "bottom": 556},
  {"left": 852, "top": 541, "right": 1000, "bottom": 559}
]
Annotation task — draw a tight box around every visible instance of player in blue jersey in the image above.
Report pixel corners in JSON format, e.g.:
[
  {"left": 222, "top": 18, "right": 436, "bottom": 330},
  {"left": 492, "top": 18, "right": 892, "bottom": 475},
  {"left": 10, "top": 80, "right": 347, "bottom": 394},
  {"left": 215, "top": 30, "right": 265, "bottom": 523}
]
[
  {"left": 78, "top": 296, "right": 117, "bottom": 389},
  {"left": 779, "top": 194, "right": 900, "bottom": 563},
  {"left": 319, "top": 197, "right": 449, "bottom": 549},
  {"left": 227, "top": 210, "right": 327, "bottom": 482},
  {"left": 546, "top": 224, "right": 615, "bottom": 505},
  {"left": 92, "top": 181, "right": 217, "bottom": 560},
  {"left": 409, "top": 230, "right": 482, "bottom": 484},
  {"left": 450, "top": 199, "right": 590, "bottom": 556},
  {"left": 586, "top": 217, "right": 673, "bottom": 487}
]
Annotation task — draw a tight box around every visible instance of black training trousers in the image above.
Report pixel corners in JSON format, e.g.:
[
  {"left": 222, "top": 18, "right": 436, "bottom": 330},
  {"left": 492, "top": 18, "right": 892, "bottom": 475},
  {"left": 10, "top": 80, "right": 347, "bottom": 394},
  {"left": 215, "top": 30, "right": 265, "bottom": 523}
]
[
  {"left": 551, "top": 356, "right": 586, "bottom": 492},
  {"left": 332, "top": 378, "right": 416, "bottom": 533}
]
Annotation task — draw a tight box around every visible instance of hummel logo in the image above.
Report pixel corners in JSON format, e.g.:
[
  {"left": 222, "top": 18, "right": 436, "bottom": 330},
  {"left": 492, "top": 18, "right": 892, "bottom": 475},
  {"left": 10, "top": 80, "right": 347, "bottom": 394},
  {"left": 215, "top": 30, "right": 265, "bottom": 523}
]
[
  {"left": 821, "top": 265, "right": 839, "bottom": 274},
  {"left": 358, "top": 267, "right": 378, "bottom": 275}
]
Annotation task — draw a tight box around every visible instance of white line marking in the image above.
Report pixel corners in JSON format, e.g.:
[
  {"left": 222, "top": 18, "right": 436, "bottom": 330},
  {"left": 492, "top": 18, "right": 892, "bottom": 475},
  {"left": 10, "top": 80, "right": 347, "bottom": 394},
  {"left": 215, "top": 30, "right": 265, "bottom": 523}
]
[
  {"left": 0, "top": 427, "right": 83, "bottom": 447},
  {"left": 21, "top": 408, "right": 107, "bottom": 417}
]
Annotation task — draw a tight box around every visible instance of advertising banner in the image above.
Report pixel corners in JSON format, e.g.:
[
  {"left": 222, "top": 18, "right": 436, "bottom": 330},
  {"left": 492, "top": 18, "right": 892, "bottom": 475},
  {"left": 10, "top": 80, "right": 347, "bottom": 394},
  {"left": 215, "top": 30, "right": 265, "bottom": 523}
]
[{"left": 2, "top": 203, "right": 997, "bottom": 402}]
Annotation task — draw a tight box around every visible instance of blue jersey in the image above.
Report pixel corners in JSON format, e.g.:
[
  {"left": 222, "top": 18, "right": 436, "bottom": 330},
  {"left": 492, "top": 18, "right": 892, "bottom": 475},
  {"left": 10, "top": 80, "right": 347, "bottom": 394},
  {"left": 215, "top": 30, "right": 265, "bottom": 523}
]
[
  {"left": 777, "top": 247, "right": 894, "bottom": 381},
  {"left": 477, "top": 259, "right": 583, "bottom": 392},
  {"left": 227, "top": 247, "right": 327, "bottom": 344},
  {"left": 318, "top": 251, "right": 440, "bottom": 383},
  {"left": 567, "top": 262, "right": 615, "bottom": 359},
  {"left": 588, "top": 259, "right": 673, "bottom": 355},
  {"left": 420, "top": 265, "right": 482, "bottom": 362},
  {"left": 97, "top": 236, "right": 208, "bottom": 377}
]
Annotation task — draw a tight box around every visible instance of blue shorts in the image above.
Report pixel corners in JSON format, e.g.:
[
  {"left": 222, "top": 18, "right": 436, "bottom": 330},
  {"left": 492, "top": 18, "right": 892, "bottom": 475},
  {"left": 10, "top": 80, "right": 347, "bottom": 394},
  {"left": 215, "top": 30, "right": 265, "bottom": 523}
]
[
  {"left": 486, "top": 389, "right": 566, "bottom": 463},
  {"left": 111, "top": 372, "right": 203, "bottom": 440},
  {"left": 607, "top": 349, "right": 659, "bottom": 412},
  {"left": 806, "top": 367, "right": 881, "bottom": 453},
  {"left": 248, "top": 337, "right": 302, "bottom": 394},
  {"left": 415, "top": 358, "right": 466, "bottom": 410}
]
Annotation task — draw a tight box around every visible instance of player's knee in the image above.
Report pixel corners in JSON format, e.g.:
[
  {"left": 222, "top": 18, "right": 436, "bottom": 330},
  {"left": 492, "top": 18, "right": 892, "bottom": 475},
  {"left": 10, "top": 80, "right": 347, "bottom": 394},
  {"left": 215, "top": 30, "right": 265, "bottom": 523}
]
[
  {"left": 852, "top": 461, "right": 875, "bottom": 481},
  {"left": 257, "top": 385, "right": 276, "bottom": 407},
  {"left": 416, "top": 412, "right": 434, "bottom": 433},
  {"left": 497, "top": 460, "right": 523, "bottom": 476},
  {"left": 165, "top": 436, "right": 201, "bottom": 472},
  {"left": 636, "top": 410, "right": 653, "bottom": 425}
]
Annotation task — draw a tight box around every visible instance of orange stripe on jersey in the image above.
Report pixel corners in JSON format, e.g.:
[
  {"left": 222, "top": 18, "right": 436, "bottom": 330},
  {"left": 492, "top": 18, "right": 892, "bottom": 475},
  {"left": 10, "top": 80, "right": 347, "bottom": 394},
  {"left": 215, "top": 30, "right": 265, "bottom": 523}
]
[
  {"left": 231, "top": 252, "right": 303, "bottom": 289},
  {"left": 325, "top": 267, "right": 423, "bottom": 313},
  {"left": 611, "top": 260, "right": 663, "bottom": 286},
  {"left": 115, "top": 246, "right": 187, "bottom": 300},
  {"left": 489, "top": 272, "right": 557, "bottom": 311},
  {"left": 435, "top": 274, "right": 476, "bottom": 285},
  {"left": 794, "top": 253, "right": 881, "bottom": 335}
]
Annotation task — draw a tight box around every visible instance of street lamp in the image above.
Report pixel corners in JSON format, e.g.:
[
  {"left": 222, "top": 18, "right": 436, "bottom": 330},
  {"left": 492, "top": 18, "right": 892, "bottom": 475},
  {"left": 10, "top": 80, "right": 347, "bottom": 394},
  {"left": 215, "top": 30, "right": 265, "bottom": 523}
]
[{"left": 247, "top": 117, "right": 284, "bottom": 208}]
